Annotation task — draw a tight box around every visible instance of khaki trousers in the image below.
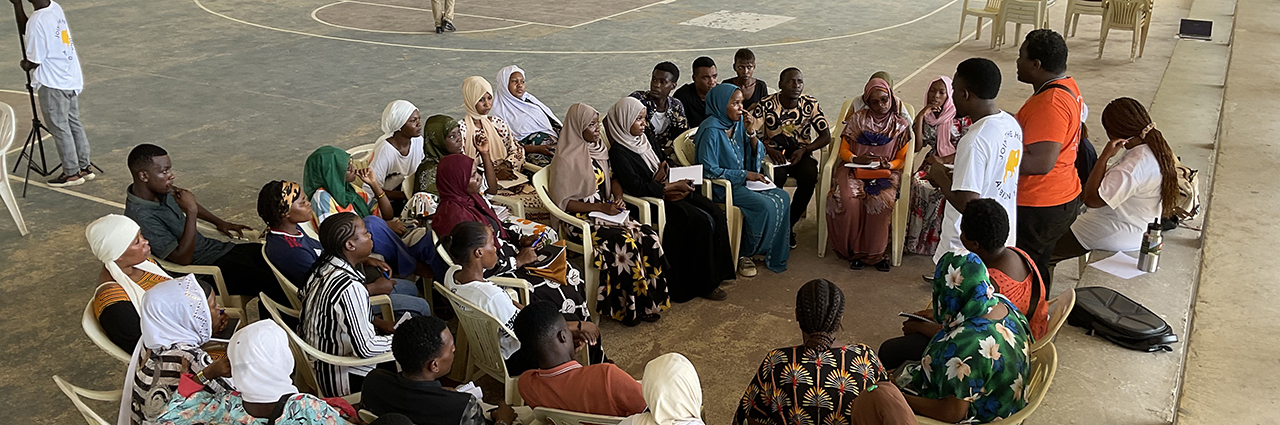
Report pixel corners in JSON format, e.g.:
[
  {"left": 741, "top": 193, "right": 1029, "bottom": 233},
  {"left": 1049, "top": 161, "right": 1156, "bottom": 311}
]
[{"left": 431, "top": 0, "right": 455, "bottom": 26}]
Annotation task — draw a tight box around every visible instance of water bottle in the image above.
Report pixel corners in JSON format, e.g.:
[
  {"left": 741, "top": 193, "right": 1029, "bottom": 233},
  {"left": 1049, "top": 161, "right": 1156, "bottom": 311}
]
[{"left": 1137, "top": 221, "right": 1162, "bottom": 272}]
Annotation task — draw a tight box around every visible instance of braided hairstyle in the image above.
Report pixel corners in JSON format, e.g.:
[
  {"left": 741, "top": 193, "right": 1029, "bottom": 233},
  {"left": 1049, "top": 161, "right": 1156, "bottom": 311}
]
[
  {"left": 256, "top": 180, "right": 288, "bottom": 228},
  {"left": 795, "top": 279, "right": 845, "bottom": 351},
  {"left": 441, "top": 221, "right": 490, "bottom": 265},
  {"left": 1101, "top": 97, "right": 1179, "bottom": 216},
  {"left": 305, "top": 212, "right": 361, "bottom": 279}
]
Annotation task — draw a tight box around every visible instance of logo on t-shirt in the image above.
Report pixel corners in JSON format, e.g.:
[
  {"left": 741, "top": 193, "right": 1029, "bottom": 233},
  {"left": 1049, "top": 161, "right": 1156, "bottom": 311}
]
[
  {"left": 1003, "top": 149, "right": 1021, "bottom": 181},
  {"left": 994, "top": 129, "right": 1022, "bottom": 202}
]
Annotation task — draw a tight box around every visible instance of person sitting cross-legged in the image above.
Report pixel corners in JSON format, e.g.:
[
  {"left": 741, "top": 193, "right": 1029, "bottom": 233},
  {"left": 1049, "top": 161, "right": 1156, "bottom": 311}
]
[
  {"left": 516, "top": 301, "right": 645, "bottom": 417},
  {"left": 361, "top": 315, "right": 518, "bottom": 425},
  {"left": 123, "top": 143, "right": 286, "bottom": 303}
]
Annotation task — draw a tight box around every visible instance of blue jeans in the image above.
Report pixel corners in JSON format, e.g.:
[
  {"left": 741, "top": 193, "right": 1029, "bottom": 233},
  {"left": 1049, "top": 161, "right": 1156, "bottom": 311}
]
[{"left": 377, "top": 278, "right": 430, "bottom": 318}]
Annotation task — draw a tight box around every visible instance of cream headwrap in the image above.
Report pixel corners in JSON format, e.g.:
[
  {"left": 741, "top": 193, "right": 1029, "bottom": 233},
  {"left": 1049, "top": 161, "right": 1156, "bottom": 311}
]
[
  {"left": 606, "top": 96, "right": 661, "bottom": 174},
  {"left": 229, "top": 320, "right": 298, "bottom": 403},
  {"left": 461, "top": 76, "right": 509, "bottom": 161},
  {"left": 119, "top": 274, "right": 215, "bottom": 425},
  {"left": 631, "top": 353, "right": 704, "bottom": 425},
  {"left": 85, "top": 214, "right": 171, "bottom": 314},
  {"left": 378, "top": 100, "right": 419, "bottom": 145},
  {"left": 548, "top": 103, "right": 606, "bottom": 212}
]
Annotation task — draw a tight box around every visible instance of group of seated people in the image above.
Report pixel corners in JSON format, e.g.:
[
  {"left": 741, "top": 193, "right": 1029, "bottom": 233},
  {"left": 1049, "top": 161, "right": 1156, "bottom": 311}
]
[{"left": 79, "top": 28, "right": 1187, "bottom": 425}]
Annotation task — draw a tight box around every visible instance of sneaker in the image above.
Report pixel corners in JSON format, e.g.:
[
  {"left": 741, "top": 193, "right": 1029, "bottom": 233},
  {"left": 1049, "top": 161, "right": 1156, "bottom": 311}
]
[
  {"left": 47, "top": 173, "right": 84, "bottom": 187},
  {"left": 789, "top": 232, "right": 797, "bottom": 249},
  {"left": 849, "top": 259, "right": 865, "bottom": 270},
  {"left": 78, "top": 168, "right": 96, "bottom": 181},
  {"left": 737, "top": 257, "right": 758, "bottom": 277},
  {"left": 875, "top": 259, "right": 892, "bottom": 272},
  {"left": 442, "top": 20, "right": 456, "bottom": 31},
  {"left": 921, "top": 273, "right": 934, "bottom": 283},
  {"left": 702, "top": 287, "right": 728, "bottom": 301}
]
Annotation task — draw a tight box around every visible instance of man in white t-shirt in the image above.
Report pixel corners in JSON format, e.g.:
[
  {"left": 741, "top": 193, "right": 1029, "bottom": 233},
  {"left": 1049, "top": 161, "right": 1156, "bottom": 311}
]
[
  {"left": 926, "top": 58, "right": 1023, "bottom": 264},
  {"left": 12, "top": 0, "right": 92, "bottom": 187}
]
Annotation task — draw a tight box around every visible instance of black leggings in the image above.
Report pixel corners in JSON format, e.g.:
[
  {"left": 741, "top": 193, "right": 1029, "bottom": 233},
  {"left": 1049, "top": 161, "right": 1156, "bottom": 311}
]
[
  {"left": 212, "top": 243, "right": 289, "bottom": 303},
  {"left": 877, "top": 334, "right": 931, "bottom": 371},
  {"left": 773, "top": 152, "right": 820, "bottom": 229}
]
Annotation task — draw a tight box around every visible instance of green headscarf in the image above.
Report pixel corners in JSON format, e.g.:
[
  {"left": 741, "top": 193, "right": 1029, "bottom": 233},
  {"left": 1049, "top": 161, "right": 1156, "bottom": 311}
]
[
  {"left": 870, "top": 71, "right": 894, "bottom": 87},
  {"left": 932, "top": 252, "right": 999, "bottom": 329},
  {"left": 303, "top": 146, "right": 371, "bottom": 217},
  {"left": 422, "top": 114, "right": 458, "bottom": 160}
]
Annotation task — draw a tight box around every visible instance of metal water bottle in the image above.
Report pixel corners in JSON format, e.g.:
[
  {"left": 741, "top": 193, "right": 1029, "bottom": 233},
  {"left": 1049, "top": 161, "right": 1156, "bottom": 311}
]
[{"left": 1137, "top": 221, "right": 1162, "bottom": 272}]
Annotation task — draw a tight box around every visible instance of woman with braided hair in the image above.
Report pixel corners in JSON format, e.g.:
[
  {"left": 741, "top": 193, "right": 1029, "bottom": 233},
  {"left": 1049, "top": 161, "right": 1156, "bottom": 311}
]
[
  {"left": 1054, "top": 97, "right": 1180, "bottom": 256},
  {"left": 733, "top": 279, "right": 890, "bottom": 425}
]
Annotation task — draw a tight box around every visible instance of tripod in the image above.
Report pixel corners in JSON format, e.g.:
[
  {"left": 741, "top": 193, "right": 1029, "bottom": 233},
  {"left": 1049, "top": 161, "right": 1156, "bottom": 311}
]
[{"left": 10, "top": 12, "right": 101, "bottom": 197}]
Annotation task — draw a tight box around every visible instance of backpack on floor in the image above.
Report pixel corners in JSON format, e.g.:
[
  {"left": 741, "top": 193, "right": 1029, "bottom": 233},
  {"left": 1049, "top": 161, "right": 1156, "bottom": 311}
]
[{"left": 1067, "top": 286, "right": 1178, "bottom": 352}]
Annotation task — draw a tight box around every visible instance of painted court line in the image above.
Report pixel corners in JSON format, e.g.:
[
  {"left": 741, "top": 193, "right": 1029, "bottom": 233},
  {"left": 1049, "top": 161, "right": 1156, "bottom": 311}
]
[
  {"left": 310, "top": 2, "right": 531, "bottom": 35},
  {"left": 194, "top": 0, "right": 961, "bottom": 54},
  {"left": 337, "top": 0, "right": 569, "bottom": 28},
  {"left": 566, "top": 0, "right": 673, "bottom": 29}
]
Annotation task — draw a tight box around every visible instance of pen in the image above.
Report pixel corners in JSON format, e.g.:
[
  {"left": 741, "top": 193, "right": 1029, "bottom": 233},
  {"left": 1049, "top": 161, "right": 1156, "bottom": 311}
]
[{"left": 530, "top": 231, "right": 547, "bottom": 249}]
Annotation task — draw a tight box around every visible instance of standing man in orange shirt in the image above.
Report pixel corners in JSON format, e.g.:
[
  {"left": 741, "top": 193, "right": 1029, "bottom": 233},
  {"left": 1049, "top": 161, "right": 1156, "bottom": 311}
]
[{"left": 1014, "top": 29, "right": 1084, "bottom": 290}]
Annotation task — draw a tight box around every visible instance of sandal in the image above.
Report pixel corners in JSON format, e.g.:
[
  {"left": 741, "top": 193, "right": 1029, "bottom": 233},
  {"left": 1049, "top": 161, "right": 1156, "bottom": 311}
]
[
  {"left": 875, "top": 260, "right": 891, "bottom": 272},
  {"left": 849, "top": 259, "right": 865, "bottom": 270}
]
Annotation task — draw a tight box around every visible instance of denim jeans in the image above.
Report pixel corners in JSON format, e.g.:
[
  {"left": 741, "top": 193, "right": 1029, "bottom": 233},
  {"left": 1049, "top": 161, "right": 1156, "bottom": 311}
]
[{"left": 37, "top": 86, "right": 91, "bottom": 174}]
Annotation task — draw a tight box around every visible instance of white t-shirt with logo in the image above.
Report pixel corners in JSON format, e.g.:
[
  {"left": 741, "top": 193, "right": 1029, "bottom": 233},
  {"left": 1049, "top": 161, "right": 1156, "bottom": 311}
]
[
  {"left": 24, "top": 1, "right": 83, "bottom": 92},
  {"left": 1071, "top": 144, "right": 1162, "bottom": 251},
  {"left": 368, "top": 137, "right": 425, "bottom": 192},
  {"left": 444, "top": 266, "right": 520, "bottom": 359},
  {"left": 935, "top": 111, "right": 1023, "bottom": 263}
]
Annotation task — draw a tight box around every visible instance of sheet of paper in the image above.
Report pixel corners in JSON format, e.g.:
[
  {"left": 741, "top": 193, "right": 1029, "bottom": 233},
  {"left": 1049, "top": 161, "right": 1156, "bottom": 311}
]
[
  {"left": 898, "top": 312, "right": 936, "bottom": 323},
  {"left": 393, "top": 312, "right": 413, "bottom": 329},
  {"left": 746, "top": 180, "right": 777, "bottom": 191},
  {"left": 589, "top": 209, "right": 629, "bottom": 225},
  {"left": 498, "top": 172, "right": 529, "bottom": 189},
  {"left": 456, "top": 381, "right": 484, "bottom": 400},
  {"left": 844, "top": 161, "right": 881, "bottom": 169},
  {"left": 668, "top": 165, "right": 703, "bottom": 185},
  {"left": 772, "top": 161, "right": 791, "bottom": 167},
  {"left": 1088, "top": 252, "right": 1148, "bottom": 279}
]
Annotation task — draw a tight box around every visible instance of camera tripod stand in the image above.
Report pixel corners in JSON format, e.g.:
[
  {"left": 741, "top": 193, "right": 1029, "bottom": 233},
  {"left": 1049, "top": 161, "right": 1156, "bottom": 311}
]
[{"left": 9, "top": 11, "right": 101, "bottom": 197}]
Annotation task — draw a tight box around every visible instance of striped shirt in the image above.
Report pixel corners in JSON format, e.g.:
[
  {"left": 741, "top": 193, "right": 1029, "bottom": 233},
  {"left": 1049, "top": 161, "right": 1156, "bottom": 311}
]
[
  {"left": 298, "top": 256, "right": 392, "bottom": 397},
  {"left": 129, "top": 344, "right": 234, "bottom": 424}
]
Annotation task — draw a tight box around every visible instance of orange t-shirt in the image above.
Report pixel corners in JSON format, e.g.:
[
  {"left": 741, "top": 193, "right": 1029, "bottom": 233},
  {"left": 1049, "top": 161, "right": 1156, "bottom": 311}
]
[
  {"left": 518, "top": 361, "right": 646, "bottom": 417},
  {"left": 1015, "top": 77, "right": 1083, "bottom": 207},
  {"left": 990, "top": 247, "right": 1049, "bottom": 340}
]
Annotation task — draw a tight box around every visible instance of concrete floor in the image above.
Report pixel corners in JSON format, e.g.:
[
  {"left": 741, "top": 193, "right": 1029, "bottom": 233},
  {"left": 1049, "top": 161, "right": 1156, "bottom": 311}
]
[{"left": 0, "top": 0, "right": 1264, "bottom": 422}]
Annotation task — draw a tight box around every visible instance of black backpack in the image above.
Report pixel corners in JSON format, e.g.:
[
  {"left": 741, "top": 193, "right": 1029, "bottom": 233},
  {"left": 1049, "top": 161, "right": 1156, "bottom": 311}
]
[{"left": 1067, "top": 286, "right": 1178, "bottom": 352}]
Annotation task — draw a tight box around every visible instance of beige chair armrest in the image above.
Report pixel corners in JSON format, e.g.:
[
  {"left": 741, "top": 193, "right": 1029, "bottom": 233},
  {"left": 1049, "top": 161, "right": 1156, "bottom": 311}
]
[
  {"left": 523, "top": 162, "right": 544, "bottom": 174},
  {"left": 491, "top": 276, "right": 533, "bottom": 305},
  {"left": 638, "top": 196, "right": 666, "bottom": 238},
  {"left": 370, "top": 294, "right": 395, "bottom": 320},
  {"left": 151, "top": 256, "right": 233, "bottom": 307},
  {"left": 491, "top": 195, "right": 526, "bottom": 219},
  {"left": 622, "top": 194, "right": 652, "bottom": 225}
]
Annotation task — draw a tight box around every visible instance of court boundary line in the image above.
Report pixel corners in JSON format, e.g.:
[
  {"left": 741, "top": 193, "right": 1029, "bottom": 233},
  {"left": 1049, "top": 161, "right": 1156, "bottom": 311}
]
[
  {"left": 194, "top": 0, "right": 961, "bottom": 54},
  {"left": 310, "top": 1, "right": 532, "bottom": 35}
]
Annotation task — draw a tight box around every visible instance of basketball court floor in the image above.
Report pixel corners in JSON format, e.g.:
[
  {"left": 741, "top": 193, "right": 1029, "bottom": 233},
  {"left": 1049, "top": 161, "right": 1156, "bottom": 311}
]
[{"left": 0, "top": 0, "right": 1251, "bottom": 422}]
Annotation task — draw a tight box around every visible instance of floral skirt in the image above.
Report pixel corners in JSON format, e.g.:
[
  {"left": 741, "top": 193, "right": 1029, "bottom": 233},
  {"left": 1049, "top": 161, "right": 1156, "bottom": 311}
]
[
  {"left": 905, "top": 171, "right": 945, "bottom": 255},
  {"left": 565, "top": 220, "right": 670, "bottom": 323}
]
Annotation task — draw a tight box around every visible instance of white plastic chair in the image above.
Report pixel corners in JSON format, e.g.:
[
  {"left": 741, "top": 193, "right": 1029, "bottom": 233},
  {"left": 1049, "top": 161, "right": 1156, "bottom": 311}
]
[
  {"left": 916, "top": 342, "right": 1058, "bottom": 425},
  {"left": 958, "top": 0, "right": 1005, "bottom": 47},
  {"left": 671, "top": 127, "right": 748, "bottom": 262},
  {"left": 52, "top": 375, "right": 120, "bottom": 425},
  {"left": 358, "top": 409, "right": 379, "bottom": 423},
  {"left": 262, "top": 245, "right": 305, "bottom": 310},
  {"left": 533, "top": 406, "right": 626, "bottom": 425},
  {"left": 433, "top": 281, "right": 524, "bottom": 406},
  {"left": 995, "top": 0, "right": 1049, "bottom": 48},
  {"left": 816, "top": 101, "right": 916, "bottom": 267},
  {"left": 530, "top": 167, "right": 614, "bottom": 317},
  {"left": 81, "top": 299, "right": 131, "bottom": 363},
  {"left": 0, "top": 102, "right": 29, "bottom": 236},
  {"left": 150, "top": 253, "right": 258, "bottom": 321},
  {"left": 1063, "top": 0, "right": 1106, "bottom": 36},
  {"left": 1032, "top": 287, "right": 1076, "bottom": 352},
  {"left": 1098, "top": 0, "right": 1152, "bottom": 61},
  {"left": 259, "top": 292, "right": 393, "bottom": 401}
]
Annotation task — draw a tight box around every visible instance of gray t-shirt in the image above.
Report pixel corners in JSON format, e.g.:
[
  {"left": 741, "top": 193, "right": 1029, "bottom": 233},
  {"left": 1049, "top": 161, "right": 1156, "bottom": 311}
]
[{"left": 124, "top": 185, "right": 234, "bottom": 265}]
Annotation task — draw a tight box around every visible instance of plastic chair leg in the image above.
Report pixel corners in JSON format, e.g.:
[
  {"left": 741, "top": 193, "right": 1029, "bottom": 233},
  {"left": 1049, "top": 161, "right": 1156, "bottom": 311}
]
[
  {"left": 959, "top": 14, "right": 967, "bottom": 41},
  {"left": 1077, "top": 252, "right": 1090, "bottom": 280},
  {"left": 0, "top": 173, "right": 29, "bottom": 236}
]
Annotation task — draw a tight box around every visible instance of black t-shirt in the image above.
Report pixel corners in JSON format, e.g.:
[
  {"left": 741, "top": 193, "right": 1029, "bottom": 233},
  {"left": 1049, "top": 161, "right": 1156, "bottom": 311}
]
[
  {"left": 728, "top": 77, "right": 769, "bottom": 110},
  {"left": 673, "top": 83, "right": 709, "bottom": 129},
  {"left": 361, "top": 369, "right": 487, "bottom": 425}
]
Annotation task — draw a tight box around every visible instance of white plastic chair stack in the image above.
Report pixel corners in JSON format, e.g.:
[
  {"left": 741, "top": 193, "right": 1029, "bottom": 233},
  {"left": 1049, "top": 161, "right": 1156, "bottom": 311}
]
[
  {"left": 0, "top": 102, "right": 29, "bottom": 236},
  {"left": 958, "top": 0, "right": 1006, "bottom": 47},
  {"left": 995, "top": 0, "right": 1050, "bottom": 48},
  {"left": 1063, "top": 0, "right": 1106, "bottom": 36}
]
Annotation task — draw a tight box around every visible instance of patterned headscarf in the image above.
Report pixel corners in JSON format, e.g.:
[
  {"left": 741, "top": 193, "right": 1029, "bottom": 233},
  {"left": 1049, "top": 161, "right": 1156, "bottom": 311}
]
[
  {"left": 278, "top": 181, "right": 302, "bottom": 217},
  {"left": 932, "top": 252, "right": 999, "bottom": 329},
  {"left": 923, "top": 76, "right": 959, "bottom": 157},
  {"left": 423, "top": 114, "right": 459, "bottom": 160},
  {"left": 461, "top": 76, "right": 508, "bottom": 160},
  {"left": 303, "top": 146, "right": 370, "bottom": 217}
]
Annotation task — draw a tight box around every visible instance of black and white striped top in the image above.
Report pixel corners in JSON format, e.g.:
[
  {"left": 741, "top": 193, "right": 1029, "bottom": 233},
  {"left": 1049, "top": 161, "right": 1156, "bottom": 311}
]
[{"left": 299, "top": 255, "right": 392, "bottom": 397}]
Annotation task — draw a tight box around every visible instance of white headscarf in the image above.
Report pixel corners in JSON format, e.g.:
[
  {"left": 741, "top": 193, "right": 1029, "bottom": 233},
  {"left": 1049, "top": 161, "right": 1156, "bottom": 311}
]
[
  {"left": 490, "top": 65, "right": 561, "bottom": 140},
  {"left": 85, "top": 214, "right": 171, "bottom": 314},
  {"left": 630, "top": 353, "right": 704, "bottom": 425},
  {"left": 229, "top": 321, "right": 298, "bottom": 403},
  {"left": 378, "top": 100, "right": 419, "bottom": 145},
  {"left": 119, "top": 274, "right": 214, "bottom": 425},
  {"left": 606, "top": 97, "right": 660, "bottom": 173}
]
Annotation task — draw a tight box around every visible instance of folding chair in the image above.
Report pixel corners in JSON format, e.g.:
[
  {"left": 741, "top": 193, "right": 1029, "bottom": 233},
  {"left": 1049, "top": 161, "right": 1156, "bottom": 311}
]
[{"left": 52, "top": 375, "right": 120, "bottom": 425}]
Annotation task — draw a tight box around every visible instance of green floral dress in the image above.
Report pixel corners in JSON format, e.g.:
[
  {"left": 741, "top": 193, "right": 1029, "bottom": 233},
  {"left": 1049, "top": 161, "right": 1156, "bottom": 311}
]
[{"left": 895, "top": 252, "right": 1031, "bottom": 423}]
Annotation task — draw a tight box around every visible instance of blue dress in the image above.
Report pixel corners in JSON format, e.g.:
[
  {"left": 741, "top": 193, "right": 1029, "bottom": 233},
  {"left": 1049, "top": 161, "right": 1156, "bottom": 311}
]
[{"left": 696, "top": 84, "right": 791, "bottom": 273}]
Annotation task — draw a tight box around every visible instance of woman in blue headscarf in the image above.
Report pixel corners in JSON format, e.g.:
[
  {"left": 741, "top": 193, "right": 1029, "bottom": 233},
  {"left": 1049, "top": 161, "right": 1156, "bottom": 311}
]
[{"left": 695, "top": 83, "right": 791, "bottom": 275}]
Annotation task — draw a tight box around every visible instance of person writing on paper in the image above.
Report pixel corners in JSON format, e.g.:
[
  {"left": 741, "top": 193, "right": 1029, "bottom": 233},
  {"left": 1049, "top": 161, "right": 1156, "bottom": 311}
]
[
  {"left": 549, "top": 103, "right": 672, "bottom": 326},
  {"left": 86, "top": 214, "right": 174, "bottom": 351},
  {"left": 1054, "top": 97, "right": 1180, "bottom": 258},
  {"left": 749, "top": 67, "right": 830, "bottom": 250},
  {"left": 491, "top": 65, "right": 562, "bottom": 167},
  {"left": 696, "top": 83, "right": 791, "bottom": 276},
  {"left": 925, "top": 58, "right": 1022, "bottom": 268},
  {"left": 606, "top": 96, "right": 733, "bottom": 302},
  {"left": 459, "top": 76, "right": 547, "bottom": 221},
  {"left": 827, "top": 77, "right": 912, "bottom": 272},
  {"left": 906, "top": 76, "right": 972, "bottom": 256}
]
